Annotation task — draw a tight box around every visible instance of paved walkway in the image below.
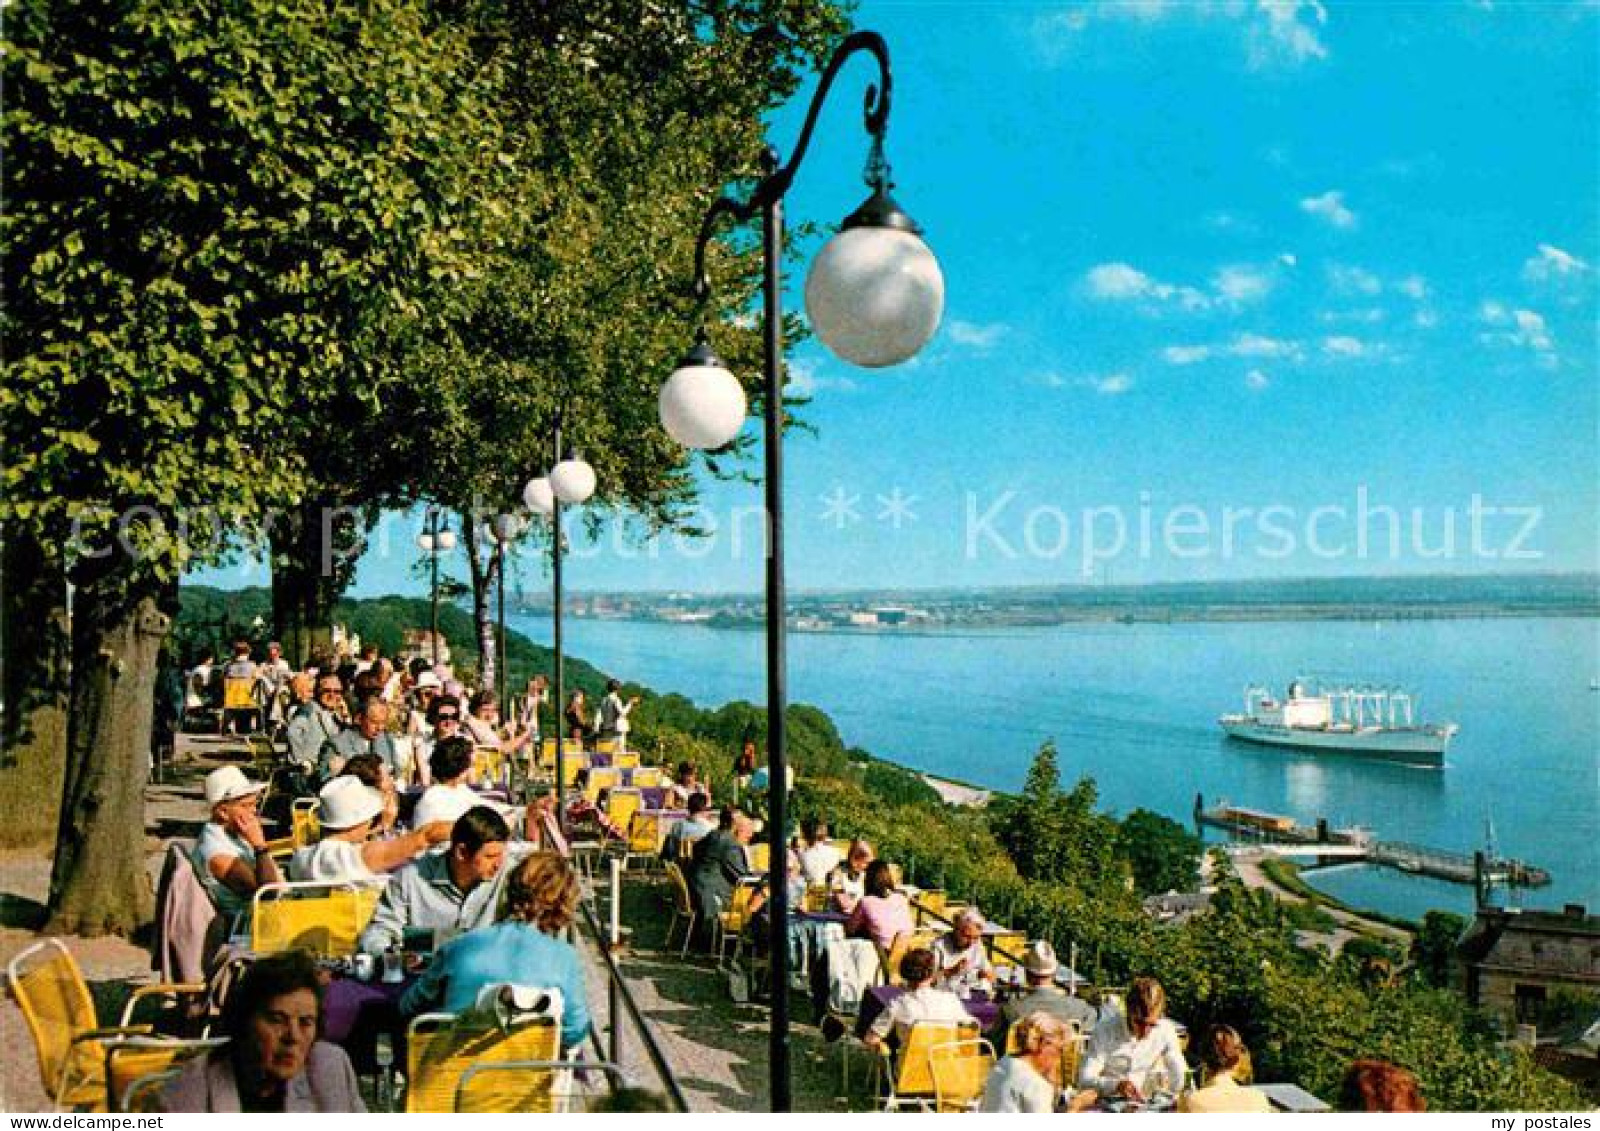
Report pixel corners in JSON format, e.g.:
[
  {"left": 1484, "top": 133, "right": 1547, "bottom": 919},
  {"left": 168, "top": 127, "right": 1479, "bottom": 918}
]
[{"left": 1230, "top": 847, "right": 1413, "bottom": 953}]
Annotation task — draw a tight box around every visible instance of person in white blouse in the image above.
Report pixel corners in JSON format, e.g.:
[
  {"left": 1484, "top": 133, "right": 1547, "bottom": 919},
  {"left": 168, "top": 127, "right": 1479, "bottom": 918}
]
[
  {"left": 1078, "top": 976, "right": 1189, "bottom": 1104},
  {"left": 932, "top": 909, "right": 995, "bottom": 994}
]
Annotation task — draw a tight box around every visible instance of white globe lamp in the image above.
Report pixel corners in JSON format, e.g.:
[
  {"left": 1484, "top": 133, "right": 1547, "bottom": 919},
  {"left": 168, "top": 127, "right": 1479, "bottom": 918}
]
[
  {"left": 416, "top": 532, "right": 434, "bottom": 552},
  {"left": 659, "top": 337, "right": 747, "bottom": 450},
  {"left": 522, "top": 476, "right": 555, "bottom": 516},
  {"left": 435, "top": 528, "right": 457, "bottom": 551},
  {"left": 804, "top": 188, "right": 943, "bottom": 369},
  {"left": 550, "top": 456, "right": 597, "bottom": 505}
]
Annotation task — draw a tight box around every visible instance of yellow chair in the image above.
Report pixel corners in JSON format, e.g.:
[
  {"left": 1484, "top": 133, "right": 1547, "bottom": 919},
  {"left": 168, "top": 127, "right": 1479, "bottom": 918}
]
[
  {"left": 454, "top": 1060, "right": 626, "bottom": 1112},
  {"left": 744, "top": 841, "right": 771, "bottom": 872},
  {"left": 117, "top": 1068, "right": 181, "bottom": 1114},
  {"left": 594, "top": 739, "right": 619, "bottom": 756},
  {"left": 250, "top": 881, "right": 380, "bottom": 958},
  {"left": 7, "top": 939, "right": 204, "bottom": 1111},
  {"left": 559, "top": 750, "right": 589, "bottom": 787},
  {"left": 715, "top": 883, "right": 758, "bottom": 966},
  {"left": 473, "top": 745, "right": 505, "bottom": 785},
  {"left": 606, "top": 787, "right": 642, "bottom": 836},
  {"left": 583, "top": 767, "right": 619, "bottom": 803},
  {"left": 880, "top": 933, "right": 915, "bottom": 985},
  {"left": 406, "top": 1012, "right": 563, "bottom": 1112},
  {"left": 986, "top": 930, "right": 1028, "bottom": 969},
  {"left": 913, "top": 889, "right": 948, "bottom": 926},
  {"left": 928, "top": 1037, "right": 997, "bottom": 1112},
  {"left": 878, "top": 1020, "right": 978, "bottom": 1111},
  {"left": 630, "top": 767, "right": 664, "bottom": 788},
  {"left": 802, "top": 883, "right": 831, "bottom": 912},
  {"left": 663, "top": 862, "right": 698, "bottom": 958},
  {"left": 105, "top": 1037, "right": 228, "bottom": 1112},
  {"left": 614, "top": 751, "right": 641, "bottom": 770},
  {"left": 222, "top": 676, "right": 256, "bottom": 733}
]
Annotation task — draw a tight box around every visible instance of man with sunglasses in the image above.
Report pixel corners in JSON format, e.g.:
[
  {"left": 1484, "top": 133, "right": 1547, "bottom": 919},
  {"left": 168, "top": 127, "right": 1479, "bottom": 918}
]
[{"left": 286, "top": 675, "right": 348, "bottom": 780}]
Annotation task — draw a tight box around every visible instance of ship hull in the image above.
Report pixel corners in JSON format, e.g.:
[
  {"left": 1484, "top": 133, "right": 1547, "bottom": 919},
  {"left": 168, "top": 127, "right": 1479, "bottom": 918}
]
[{"left": 1219, "top": 718, "right": 1451, "bottom": 764}]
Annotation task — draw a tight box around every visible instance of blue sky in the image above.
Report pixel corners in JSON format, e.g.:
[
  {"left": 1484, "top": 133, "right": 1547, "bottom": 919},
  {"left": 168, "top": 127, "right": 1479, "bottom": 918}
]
[{"left": 195, "top": 0, "right": 1598, "bottom": 598}]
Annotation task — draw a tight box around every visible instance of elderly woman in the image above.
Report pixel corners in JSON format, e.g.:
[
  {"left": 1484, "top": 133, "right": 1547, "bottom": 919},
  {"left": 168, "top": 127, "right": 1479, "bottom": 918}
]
[
  {"left": 289, "top": 776, "right": 450, "bottom": 884},
  {"left": 401, "top": 853, "right": 592, "bottom": 1051},
  {"left": 1178, "top": 1024, "right": 1269, "bottom": 1112},
  {"left": 981, "top": 1012, "right": 1098, "bottom": 1113},
  {"left": 1078, "top": 976, "right": 1188, "bottom": 1103},
  {"left": 161, "top": 950, "right": 363, "bottom": 1112},
  {"left": 192, "top": 766, "right": 282, "bottom": 919},
  {"left": 845, "top": 859, "right": 914, "bottom": 950},
  {"left": 932, "top": 908, "right": 995, "bottom": 994}
]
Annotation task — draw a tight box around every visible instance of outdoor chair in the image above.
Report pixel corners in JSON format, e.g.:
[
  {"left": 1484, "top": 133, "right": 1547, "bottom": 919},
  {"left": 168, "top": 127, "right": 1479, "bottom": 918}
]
[
  {"left": 453, "top": 1060, "right": 628, "bottom": 1112},
  {"left": 913, "top": 889, "right": 948, "bottom": 926},
  {"left": 879, "top": 932, "right": 915, "bottom": 985},
  {"left": 986, "top": 930, "right": 1028, "bottom": 969},
  {"left": 250, "top": 880, "right": 380, "bottom": 958},
  {"left": 221, "top": 676, "right": 258, "bottom": 735},
  {"left": 744, "top": 841, "right": 771, "bottom": 872},
  {"left": 874, "top": 1019, "right": 978, "bottom": 1112},
  {"left": 662, "top": 862, "right": 697, "bottom": 958},
  {"left": 802, "top": 883, "right": 831, "bottom": 912},
  {"left": 117, "top": 1068, "right": 181, "bottom": 1114},
  {"left": 105, "top": 1036, "right": 228, "bottom": 1111},
  {"left": 7, "top": 938, "right": 205, "bottom": 1111},
  {"left": 583, "top": 768, "right": 620, "bottom": 804},
  {"left": 405, "top": 1011, "right": 563, "bottom": 1112},
  {"left": 622, "top": 811, "right": 665, "bottom": 873},
  {"left": 630, "top": 767, "right": 664, "bottom": 788},
  {"left": 614, "top": 751, "right": 641, "bottom": 770},
  {"left": 822, "top": 936, "right": 883, "bottom": 1099},
  {"left": 472, "top": 745, "right": 505, "bottom": 786},
  {"left": 605, "top": 788, "right": 642, "bottom": 842},
  {"left": 715, "top": 883, "right": 757, "bottom": 968},
  {"left": 927, "top": 1037, "right": 996, "bottom": 1112}
]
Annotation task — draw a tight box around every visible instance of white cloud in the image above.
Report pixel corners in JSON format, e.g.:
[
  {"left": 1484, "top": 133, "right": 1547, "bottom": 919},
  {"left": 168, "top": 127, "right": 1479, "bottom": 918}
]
[
  {"left": 1479, "top": 299, "right": 1509, "bottom": 324},
  {"left": 1396, "top": 274, "right": 1430, "bottom": 300},
  {"left": 786, "top": 359, "right": 856, "bottom": 398},
  {"left": 1511, "top": 309, "right": 1554, "bottom": 352},
  {"left": 1084, "top": 262, "right": 1209, "bottom": 310},
  {"left": 1523, "top": 243, "right": 1592, "bottom": 284},
  {"left": 1213, "top": 264, "right": 1276, "bottom": 305},
  {"left": 947, "top": 320, "right": 1008, "bottom": 349},
  {"left": 1319, "top": 307, "right": 1387, "bottom": 325},
  {"left": 1230, "top": 332, "right": 1303, "bottom": 360},
  {"left": 1322, "top": 335, "right": 1367, "bottom": 358},
  {"left": 1246, "top": 369, "right": 1271, "bottom": 390},
  {"left": 1327, "top": 263, "right": 1382, "bottom": 295},
  {"left": 1300, "top": 190, "right": 1357, "bottom": 229},
  {"left": 1414, "top": 309, "right": 1439, "bottom": 329},
  {"left": 1163, "top": 344, "right": 1214, "bottom": 365},
  {"left": 1205, "top": 211, "right": 1260, "bottom": 236},
  {"left": 1278, "top": 253, "right": 1298, "bottom": 267},
  {"left": 1087, "top": 373, "right": 1134, "bottom": 395},
  {"left": 1248, "top": 0, "right": 1330, "bottom": 69},
  {"left": 1478, "top": 302, "right": 1557, "bottom": 367}
]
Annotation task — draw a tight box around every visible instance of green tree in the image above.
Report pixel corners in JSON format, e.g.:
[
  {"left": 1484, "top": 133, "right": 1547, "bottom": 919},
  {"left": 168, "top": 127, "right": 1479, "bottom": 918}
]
[
  {"left": 3, "top": 0, "right": 491, "bottom": 933},
  {"left": 1411, "top": 910, "right": 1467, "bottom": 989},
  {"left": 1118, "top": 808, "right": 1204, "bottom": 895}
]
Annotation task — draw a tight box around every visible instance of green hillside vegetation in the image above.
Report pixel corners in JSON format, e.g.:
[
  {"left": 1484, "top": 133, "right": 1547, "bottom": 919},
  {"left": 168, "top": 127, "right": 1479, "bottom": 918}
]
[{"left": 177, "top": 587, "right": 1586, "bottom": 1110}]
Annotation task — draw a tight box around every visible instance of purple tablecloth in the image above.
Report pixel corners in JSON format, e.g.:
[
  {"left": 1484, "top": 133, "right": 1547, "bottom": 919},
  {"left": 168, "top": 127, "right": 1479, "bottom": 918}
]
[
  {"left": 854, "top": 983, "right": 1000, "bottom": 1040},
  {"left": 638, "top": 786, "right": 668, "bottom": 809},
  {"left": 322, "top": 974, "right": 413, "bottom": 1073}
]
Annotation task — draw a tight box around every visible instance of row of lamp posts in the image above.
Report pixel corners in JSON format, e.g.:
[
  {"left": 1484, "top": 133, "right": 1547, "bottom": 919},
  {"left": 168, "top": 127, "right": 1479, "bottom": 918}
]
[{"left": 414, "top": 31, "right": 939, "bottom": 1111}]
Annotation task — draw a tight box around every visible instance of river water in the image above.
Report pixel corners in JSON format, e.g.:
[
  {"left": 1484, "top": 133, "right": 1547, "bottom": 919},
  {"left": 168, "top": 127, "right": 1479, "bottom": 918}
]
[{"left": 508, "top": 612, "right": 1599, "bottom": 921}]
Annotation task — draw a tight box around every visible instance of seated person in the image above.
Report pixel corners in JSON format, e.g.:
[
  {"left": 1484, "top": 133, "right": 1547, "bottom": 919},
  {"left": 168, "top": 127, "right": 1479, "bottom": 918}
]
[
  {"left": 1078, "top": 976, "right": 1188, "bottom": 1104},
  {"left": 359, "top": 807, "right": 515, "bottom": 955},
  {"left": 1179, "top": 1024, "right": 1270, "bottom": 1113},
  {"left": 524, "top": 789, "right": 568, "bottom": 856},
  {"left": 412, "top": 735, "right": 518, "bottom": 829},
  {"left": 1339, "top": 1058, "right": 1426, "bottom": 1112},
  {"left": 290, "top": 775, "right": 450, "bottom": 885},
  {"left": 663, "top": 760, "right": 705, "bottom": 809},
  {"left": 861, "top": 947, "right": 969, "bottom": 1051},
  {"left": 161, "top": 950, "right": 364, "bottom": 1112},
  {"left": 797, "top": 818, "right": 843, "bottom": 885},
  {"left": 192, "top": 766, "right": 281, "bottom": 920},
  {"left": 828, "top": 839, "right": 874, "bottom": 913},
  {"left": 932, "top": 908, "right": 995, "bottom": 993},
  {"left": 845, "top": 859, "right": 913, "bottom": 950},
  {"left": 981, "top": 1012, "right": 1097, "bottom": 1113},
  {"left": 660, "top": 791, "right": 716, "bottom": 862},
  {"left": 318, "top": 699, "right": 398, "bottom": 782},
  {"left": 286, "top": 674, "right": 345, "bottom": 774},
  {"left": 1000, "top": 940, "right": 1097, "bottom": 1033},
  {"left": 339, "top": 752, "right": 399, "bottom": 834},
  {"left": 401, "top": 852, "right": 591, "bottom": 1052},
  {"left": 687, "top": 807, "right": 754, "bottom": 923}
]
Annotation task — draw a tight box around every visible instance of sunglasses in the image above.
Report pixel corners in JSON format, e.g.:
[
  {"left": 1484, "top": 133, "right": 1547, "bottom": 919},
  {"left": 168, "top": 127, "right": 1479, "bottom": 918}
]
[
  {"left": 436, "top": 713, "right": 460, "bottom": 722},
  {"left": 318, "top": 688, "right": 343, "bottom": 696}
]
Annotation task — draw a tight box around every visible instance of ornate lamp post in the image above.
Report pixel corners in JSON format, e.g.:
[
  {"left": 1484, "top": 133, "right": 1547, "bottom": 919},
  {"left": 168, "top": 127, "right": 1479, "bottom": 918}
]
[
  {"left": 658, "top": 31, "right": 942, "bottom": 1111},
  {"left": 415, "top": 507, "right": 457, "bottom": 668},
  {"left": 523, "top": 421, "right": 595, "bottom": 817}
]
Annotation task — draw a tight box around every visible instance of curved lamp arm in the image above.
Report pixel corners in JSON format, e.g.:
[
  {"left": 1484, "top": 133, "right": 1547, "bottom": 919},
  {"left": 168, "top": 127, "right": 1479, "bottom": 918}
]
[{"left": 689, "top": 30, "right": 894, "bottom": 304}]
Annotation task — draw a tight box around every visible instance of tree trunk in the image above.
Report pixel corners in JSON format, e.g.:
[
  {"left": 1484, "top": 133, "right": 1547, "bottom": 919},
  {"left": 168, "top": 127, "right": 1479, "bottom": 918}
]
[
  {"left": 461, "top": 514, "right": 498, "bottom": 693},
  {"left": 45, "top": 572, "right": 172, "bottom": 937},
  {"left": 0, "top": 527, "right": 70, "bottom": 850},
  {"left": 268, "top": 501, "right": 347, "bottom": 666}
]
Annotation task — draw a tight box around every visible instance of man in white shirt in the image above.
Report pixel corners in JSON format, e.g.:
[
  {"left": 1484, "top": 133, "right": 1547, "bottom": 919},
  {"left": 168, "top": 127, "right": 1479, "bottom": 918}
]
[
  {"left": 797, "top": 818, "right": 843, "bottom": 885},
  {"left": 863, "top": 948, "right": 971, "bottom": 1050},
  {"left": 290, "top": 775, "right": 449, "bottom": 885},
  {"left": 933, "top": 909, "right": 995, "bottom": 994},
  {"left": 1078, "top": 976, "right": 1189, "bottom": 1103}
]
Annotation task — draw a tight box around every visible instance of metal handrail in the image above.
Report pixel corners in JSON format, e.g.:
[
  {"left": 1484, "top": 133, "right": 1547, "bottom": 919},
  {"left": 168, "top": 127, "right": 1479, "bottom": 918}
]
[{"left": 576, "top": 900, "right": 692, "bottom": 1112}]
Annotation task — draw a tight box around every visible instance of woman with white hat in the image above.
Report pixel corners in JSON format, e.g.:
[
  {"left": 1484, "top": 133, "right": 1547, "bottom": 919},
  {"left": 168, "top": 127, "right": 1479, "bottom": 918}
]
[
  {"left": 193, "top": 766, "right": 281, "bottom": 918},
  {"left": 290, "top": 776, "right": 451, "bottom": 885}
]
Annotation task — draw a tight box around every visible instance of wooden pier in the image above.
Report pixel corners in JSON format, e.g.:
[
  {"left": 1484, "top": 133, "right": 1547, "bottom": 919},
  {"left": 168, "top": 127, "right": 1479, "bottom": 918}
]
[{"left": 1193, "top": 796, "right": 1551, "bottom": 890}]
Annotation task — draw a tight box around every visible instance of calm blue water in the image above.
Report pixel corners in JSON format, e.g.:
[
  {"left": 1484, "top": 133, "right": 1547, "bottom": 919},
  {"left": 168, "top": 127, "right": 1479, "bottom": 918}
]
[{"left": 509, "top": 612, "right": 1599, "bottom": 922}]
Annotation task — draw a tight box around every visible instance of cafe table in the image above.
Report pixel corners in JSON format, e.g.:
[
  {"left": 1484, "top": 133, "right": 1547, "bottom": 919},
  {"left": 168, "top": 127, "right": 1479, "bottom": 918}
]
[{"left": 853, "top": 983, "right": 1001, "bottom": 1040}]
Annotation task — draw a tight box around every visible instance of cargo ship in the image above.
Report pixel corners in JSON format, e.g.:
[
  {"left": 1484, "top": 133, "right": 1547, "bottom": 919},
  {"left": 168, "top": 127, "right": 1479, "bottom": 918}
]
[{"left": 1219, "top": 681, "right": 1457, "bottom": 765}]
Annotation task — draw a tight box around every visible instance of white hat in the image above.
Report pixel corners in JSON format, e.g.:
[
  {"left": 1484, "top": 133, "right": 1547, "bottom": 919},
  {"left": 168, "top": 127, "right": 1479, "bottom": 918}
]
[
  {"left": 415, "top": 671, "right": 443, "bottom": 691},
  {"left": 205, "top": 765, "right": 267, "bottom": 807},
  {"left": 317, "top": 776, "right": 385, "bottom": 831},
  {"left": 1023, "top": 940, "right": 1059, "bottom": 977}
]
